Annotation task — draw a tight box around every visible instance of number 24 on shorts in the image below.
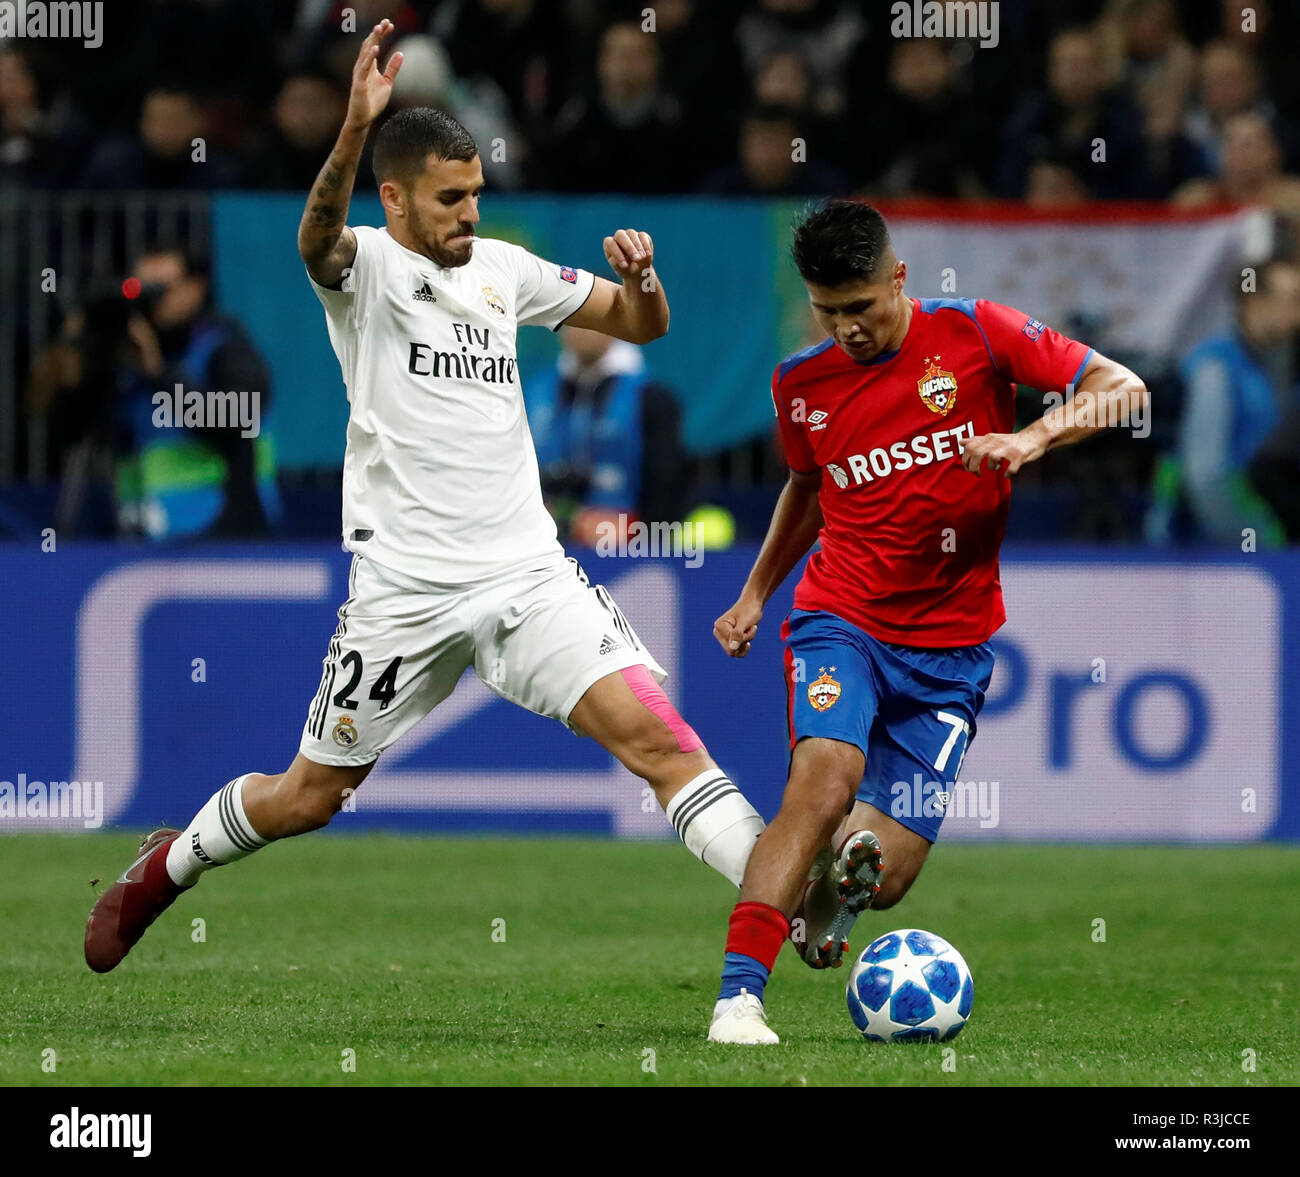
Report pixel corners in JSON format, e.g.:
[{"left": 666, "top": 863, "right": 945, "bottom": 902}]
[{"left": 331, "top": 652, "right": 404, "bottom": 711}]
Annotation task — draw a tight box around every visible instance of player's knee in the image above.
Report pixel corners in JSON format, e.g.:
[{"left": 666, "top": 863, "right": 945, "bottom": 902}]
[
  {"left": 287, "top": 786, "right": 340, "bottom": 832},
  {"left": 872, "top": 860, "right": 922, "bottom": 910},
  {"left": 276, "top": 766, "right": 351, "bottom": 833},
  {"left": 774, "top": 786, "right": 857, "bottom": 853},
  {"left": 614, "top": 708, "right": 705, "bottom": 782},
  {"left": 787, "top": 750, "right": 859, "bottom": 827},
  {"left": 791, "top": 738, "right": 860, "bottom": 788},
  {"left": 871, "top": 880, "right": 907, "bottom": 910},
  {"left": 624, "top": 728, "right": 700, "bottom": 782}
]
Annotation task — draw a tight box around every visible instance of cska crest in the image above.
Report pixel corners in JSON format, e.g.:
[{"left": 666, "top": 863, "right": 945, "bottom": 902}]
[
  {"left": 918, "top": 356, "right": 958, "bottom": 416},
  {"left": 808, "top": 667, "right": 842, "bottom": 712}
]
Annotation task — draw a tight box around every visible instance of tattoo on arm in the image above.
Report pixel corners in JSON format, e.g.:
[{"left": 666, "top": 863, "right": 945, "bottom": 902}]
[
  {"left": 298, "top": 138, "right": 363, "bottom": 264},
  {"left": 307, "top": 202, "right": 344, "bottom": 229}
]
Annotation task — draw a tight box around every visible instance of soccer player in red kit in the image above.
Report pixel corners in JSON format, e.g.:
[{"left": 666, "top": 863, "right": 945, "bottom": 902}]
[{"left": 707, "top": 200, "right": 1148, "bottom": 1044}]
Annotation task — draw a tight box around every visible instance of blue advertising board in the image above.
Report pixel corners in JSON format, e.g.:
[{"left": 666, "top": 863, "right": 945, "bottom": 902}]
[{"left": 1, "top": 543, "right": 1295, "bottom": 842}]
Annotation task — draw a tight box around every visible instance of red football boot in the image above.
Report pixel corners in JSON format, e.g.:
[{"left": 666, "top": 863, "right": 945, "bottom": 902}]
[{"left": 84, "top": 828, "right": 191, "bottom": 973}]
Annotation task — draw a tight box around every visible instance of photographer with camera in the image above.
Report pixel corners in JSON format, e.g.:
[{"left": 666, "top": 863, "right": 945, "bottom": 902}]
[{"left": 29, "top": 244, "right": 280, "bottom": 540}]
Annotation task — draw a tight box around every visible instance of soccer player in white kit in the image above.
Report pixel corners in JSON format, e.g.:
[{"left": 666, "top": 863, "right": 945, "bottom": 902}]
[{"left": 84, "top": 20, "right": 774, "bottom": 974}]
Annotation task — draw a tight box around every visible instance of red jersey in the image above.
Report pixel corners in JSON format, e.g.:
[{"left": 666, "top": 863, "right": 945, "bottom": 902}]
[{"left": 773, "top": 297, "right": 1093, "bottom": 647}]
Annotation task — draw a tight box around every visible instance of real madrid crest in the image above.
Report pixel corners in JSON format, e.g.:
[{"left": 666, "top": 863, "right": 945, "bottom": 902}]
[
  {"left": 332, "top": 715, "right": 358, "bottom": 747},
  {"left": 808, "top": 666, "right": 842, "bottom": 712},
  {"left": 481, "top": 284, "right": 506, "bottom": 317},
  {"left": 918, "top": 355, "right": 958, "bottom": 416}
]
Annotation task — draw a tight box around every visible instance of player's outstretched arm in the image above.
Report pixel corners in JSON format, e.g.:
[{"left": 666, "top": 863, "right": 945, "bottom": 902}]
[
  {"left": 297, "top": 19, "right": 403, "bottom": 288},
  {"left": 714, "top": 468, "right": 823, "bottom": 658},
  {"left": 962, "top": 352, "right": 1149, "bottom": 477},
  {"left": 563, "top": 229, "right": 669, "bottom": 344}
]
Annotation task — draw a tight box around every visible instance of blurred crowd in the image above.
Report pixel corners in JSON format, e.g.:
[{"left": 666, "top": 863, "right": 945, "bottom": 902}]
[
  {"left": 3, "top": 0, "right": 1300, "bottom": 211},
  {"left": 4, "top": 0, "right": 1300, "bottom": 547}
]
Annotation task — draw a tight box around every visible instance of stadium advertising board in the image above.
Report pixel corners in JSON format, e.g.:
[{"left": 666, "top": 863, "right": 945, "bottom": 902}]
[{"left": 1, "top": 546, "right": 1292, "bottom": 841}]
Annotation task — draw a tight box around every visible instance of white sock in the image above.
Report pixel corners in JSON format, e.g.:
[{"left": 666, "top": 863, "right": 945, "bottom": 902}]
[
  {"left": 664, "top": 769, "right": 764, "bottom": 887},
  {"left": 165, "top": 775, "right": 269, "bottom": 887}
]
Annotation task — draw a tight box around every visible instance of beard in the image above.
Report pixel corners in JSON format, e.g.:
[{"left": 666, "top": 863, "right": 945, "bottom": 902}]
[{"left": 411, "top": 205, "right": 474, "bottom": 268}]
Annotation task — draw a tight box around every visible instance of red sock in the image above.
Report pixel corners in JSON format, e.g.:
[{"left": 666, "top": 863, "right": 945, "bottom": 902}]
[{"left": 725, "top": 901, "right": 789, "bottom": 971}]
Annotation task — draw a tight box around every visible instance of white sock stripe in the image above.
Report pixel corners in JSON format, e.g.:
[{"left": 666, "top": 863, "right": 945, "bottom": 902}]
[
  {"left": 672, "top": 779, "right": 737, "bottom": 838},
  {"left": 216, "top": 786, "right": 254, "bottom": 854},
  {"left": 215, "top": 783, "right": 241, "bottom": 851},
  {"left": 665, "top": 771, "right": 730, "bottom": 821},
  {"left": 665, "top": 773, "right": 728, "bottom": 829},
  {"left": 678, "top": 790, "right": 741, "bottom": 840},
  {"left": 663, "top": 768, "right": 764, "bottom": 888},
  {"left": 167, "top": 775, "right": 270, "bottom": 887},
  {"left": 228, "top": 776, "right": 267, "bottom": 848},
  {"left": 666, "top": 770, "right": 730, "bottom": 807},
  {"left": 218, "top": 779, "right": 261, "bottom": 853}
]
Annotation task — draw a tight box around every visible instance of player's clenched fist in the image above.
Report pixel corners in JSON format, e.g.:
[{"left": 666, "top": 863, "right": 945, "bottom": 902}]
[
  {"left": 714, "top": 597, "right": 763, "bottom": 658},
  {"left": 960, "top": 430, "right": 1045, "bottom": 477},
  {"left": 603, "top": 229, "right": 654, "bottom": 281}
]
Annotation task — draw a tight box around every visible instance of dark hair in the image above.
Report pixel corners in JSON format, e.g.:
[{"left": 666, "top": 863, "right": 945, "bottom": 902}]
[
  {"left": 135, "top": 240, "right": 210, "bottom": 283},
  {"left": 372, "top": 107, "right": 478, "bottom": 188},
  {"left": 1026, "top": 142, "right": 1092, "bottom": 184},
  {"left": 791, "top": 199, "right": 893, "bottom": 287},
  {"left": 144, "top": 81, "right": 205, "bottom": 105},
  {"left": 280, "top": 65, "right": 346, "bottom": 95},
  {"left": 743, "top": 102, "right": 800, "bottom": 131}
]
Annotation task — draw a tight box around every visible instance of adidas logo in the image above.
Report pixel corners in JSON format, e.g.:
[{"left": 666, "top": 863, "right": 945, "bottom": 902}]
[
  {"left": 413, "top": 279, "right": 436, "bottom": 303},
  {"left": 598, "top": 634, "right": 624, "bottom": 655}
]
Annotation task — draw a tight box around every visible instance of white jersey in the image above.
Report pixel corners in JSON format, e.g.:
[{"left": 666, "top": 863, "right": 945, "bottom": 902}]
[{"left": 308, "top": 225, "right": 596, "bottom": 583}]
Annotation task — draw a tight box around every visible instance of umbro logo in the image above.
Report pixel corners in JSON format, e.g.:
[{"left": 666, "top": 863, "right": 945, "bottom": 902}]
[
  {"left": 598, "top": 634, "right": 624, "bottom": 655},
  {"left": 413, "top": 279, "right": 437, "bottom": 303},
  {"left": 808, "top": 409, "right": 829, "bottom": 432}
]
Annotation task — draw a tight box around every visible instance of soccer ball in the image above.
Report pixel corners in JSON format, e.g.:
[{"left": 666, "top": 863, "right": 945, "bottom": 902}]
[{"left": 846, "top": 928, "right": 973, "bottom": 1042}]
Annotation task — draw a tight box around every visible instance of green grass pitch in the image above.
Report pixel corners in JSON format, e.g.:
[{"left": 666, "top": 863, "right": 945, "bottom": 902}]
[{"left": 1, "top": 834, "right": 1297, "bottom": 1087}]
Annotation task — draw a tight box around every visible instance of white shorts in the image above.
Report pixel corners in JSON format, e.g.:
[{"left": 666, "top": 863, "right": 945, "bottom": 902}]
[{"left": 299, "top": 553, "right": 667, "bottom": 766}]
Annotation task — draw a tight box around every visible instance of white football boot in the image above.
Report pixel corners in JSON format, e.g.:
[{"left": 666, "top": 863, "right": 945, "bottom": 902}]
[
  {"left": 707, "top": 988, "right": 780, "bottom": 1045},
  {"left": 795, "top": 829, "right": 884, "bottom": 969}
]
